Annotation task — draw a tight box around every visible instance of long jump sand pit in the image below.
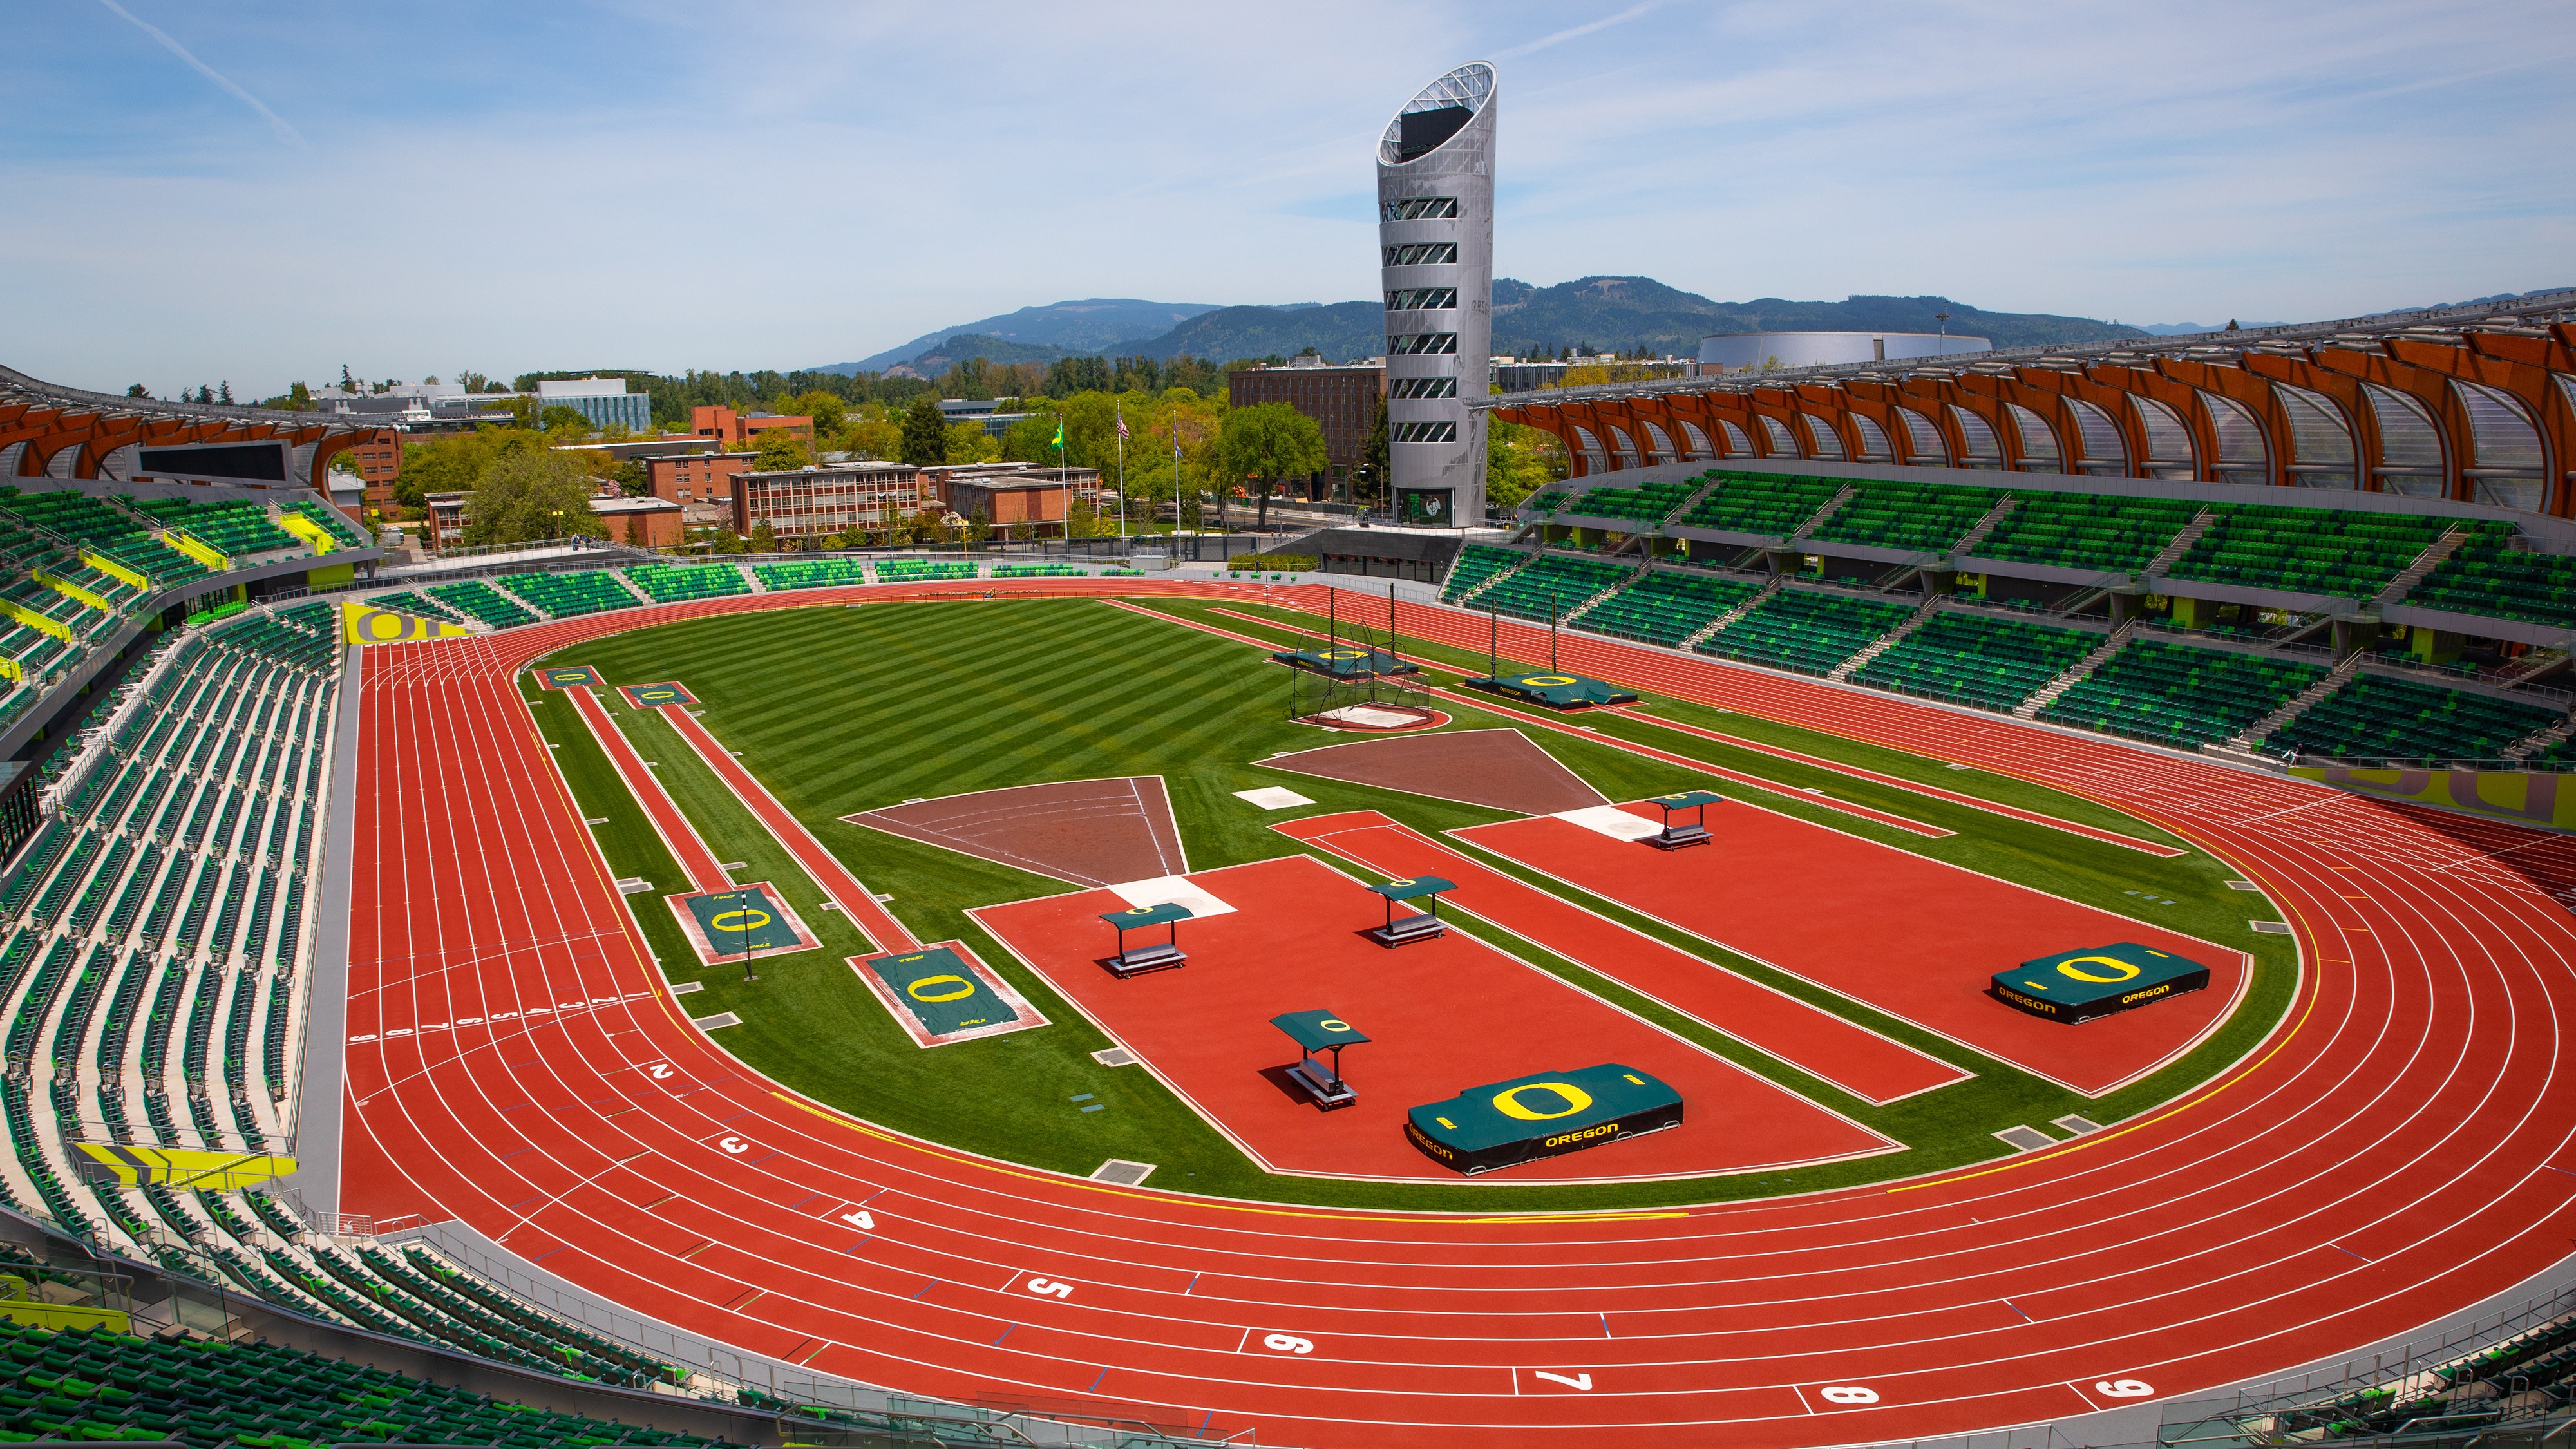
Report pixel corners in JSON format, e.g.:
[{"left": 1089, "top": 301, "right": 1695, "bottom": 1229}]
[
  {"left": 1262, "top": 728, "right": 1603, "bottom": 815},
  {"left": 969, "top": 853, "right": 1896, "bottom": 1182},
  {"left": 1456, "top": 801, "right": 2248, "bottom": 1096},
  {"left": 846, "top": 777, "right": 1187, "bottom": 887}
]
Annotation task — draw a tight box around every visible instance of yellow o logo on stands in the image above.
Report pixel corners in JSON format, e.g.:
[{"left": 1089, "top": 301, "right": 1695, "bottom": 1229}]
[
  {"left": 360, "top": 611, "right": 410, "bottom": 641},
  {"left": 1492, "top": 1083, "right": 1593, "bottom": 1121},
  {"left": 2056, "top": 956, "right": 2141, "bottom": 983},
  {"left": 906, "top": 974, "right": 975, "bottom": 1003},
  {"left": 712, "top": 909, "right": 771, "bottom": 931}
]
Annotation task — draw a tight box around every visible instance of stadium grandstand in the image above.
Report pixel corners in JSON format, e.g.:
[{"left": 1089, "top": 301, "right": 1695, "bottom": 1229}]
[{"left": 0, "top": 291, "right": 2565, "bottom": 1449}]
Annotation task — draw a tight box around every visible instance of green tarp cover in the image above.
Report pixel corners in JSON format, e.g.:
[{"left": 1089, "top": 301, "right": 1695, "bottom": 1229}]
[
  {"left": 1647, "top": 790, "right": 1725, "bottom": 811},
  {"left": 1991, "top": 941, "right": 2212, "bottom": 1024},
  {"left": 1272, "top": 1010, "right": 1370, "bottom": 1052},
  {"left": 1101, "top": 901, "right": 1193, "bottom": 929},
  {"left": 1367, "top": 876, "right": 1455, "bottom": 902},
  {"left": 683, "top": 887, "right": 802, "bottom": 954},
  {"left": 1273, "top": 646, "right": 1418, "bottom": 678},
  {"left": 1472, "top": 672, "right": 1641, "bottom": 708},
  {"left": 1406, "top": 1063, "right": 1683, "bottom": 1175},
  {"left": 860, "top": 945, "right": 1020, "bottom": 1039}
]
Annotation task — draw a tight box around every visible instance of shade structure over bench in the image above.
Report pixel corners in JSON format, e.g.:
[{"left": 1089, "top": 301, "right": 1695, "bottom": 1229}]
[
  {"left": 1100, "top": 900, "right": 1194, "bottom": 977},
  {"left": 1363, "top": 875, "right": 1455, "bottom": 947},
  {"left": 1272, "top": 1009, "right": 1369, "bottom": 1110}
]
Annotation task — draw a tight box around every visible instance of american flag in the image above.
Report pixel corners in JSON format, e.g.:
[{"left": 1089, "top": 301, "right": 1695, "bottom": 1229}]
[{"left": 1115, "top": 410, "right": 1130, "bottom": 439}]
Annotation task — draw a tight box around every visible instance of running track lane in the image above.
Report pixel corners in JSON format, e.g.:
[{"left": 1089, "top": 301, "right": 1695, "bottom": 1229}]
[
  {"left": 567, "top": 683, "right": 727, "bottom": 893},
  {"left": 1204, "top": 601, "right": 2182, "bottom": 857},
  {"left": 342, "top": 581, "right": 2576, "bottom": 1447},
  {"left": 1275, "top": 810, "right": 1967, "bottom": 1106}
]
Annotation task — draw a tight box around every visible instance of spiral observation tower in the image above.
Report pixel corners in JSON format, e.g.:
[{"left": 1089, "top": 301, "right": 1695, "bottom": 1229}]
[{"left": 1377, "top": 61, "right": 1495, "bottom": 527}]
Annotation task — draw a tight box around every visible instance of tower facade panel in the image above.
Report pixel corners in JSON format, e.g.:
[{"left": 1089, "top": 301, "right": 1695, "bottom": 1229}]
[{"left": 1376, "top": 62, "right": 1495, "bottom": 527}]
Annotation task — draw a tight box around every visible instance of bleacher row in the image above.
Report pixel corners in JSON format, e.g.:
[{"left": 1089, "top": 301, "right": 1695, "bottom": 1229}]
[
  {"left": 1525, "top": 470, "right": 2576, "bottom": 629},
  {"left": 1444, "top": 543, "right": 2572, "bottom": 764},
  {"left": 363, "top": 556, "right": 1139, "bottom": 628}
]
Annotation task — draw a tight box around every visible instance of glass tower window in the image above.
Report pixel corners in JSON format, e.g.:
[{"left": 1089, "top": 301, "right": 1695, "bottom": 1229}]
[
  {"left": 1385, "top": 289, "right": 1459, "bottom": 312},
  {"left": 1387, "top": 333, "right": 1459, "bottom": 355},
  {"left": 1389, "top": 377, "right": 1457, "bottom": 399},
  {"left": 1379, "top": 197, "right": 1460, "bottom": 222},
  {"left": 1383, "top": 243, "right": 1459, "bottom": 267}
]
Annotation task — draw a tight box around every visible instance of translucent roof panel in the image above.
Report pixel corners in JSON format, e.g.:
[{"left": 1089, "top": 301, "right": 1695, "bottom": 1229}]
[
  {"left": 2452, "top": 380, "right": 2543, "bottom": 471},
  {"left": 1757, "top": 414, "right": 1797, "bottom": 455},
  {"left": 2272, "top": 383, "right": 2354, "bottom": 466},
  {"left": 1381, "top": 63, "right": 1496, "bottom": 165},
  {"left": 1678, "top": 421, "right": 1713, "bottom": 458},
  {"left": 1801, "top": 414, "right": 1844, "bottom": 459},
  {"left": 2360, "top": 384, "right": 2443, "bottom": 471},
  {"left": 1947, "top": 404, "right": 2002, "bottom": 460},
  {"left": 1719, "top": 420, "right": 1754, "bottom": 456},
  {"left": 2006, "top": 403, "right": 2060, "bottom": 462},
  {"left": 1896, "top": 407, "right": 1947, "bottom": 458},
  {"left": 2065, "top": 399, "right": 2125, "bottom": 468},
  {"left": 2201, "top": 392, "right": 2269, "bottom": 467},
  {"left": 1641, "top": 421, "right": 1676, "bottom": 461},
  {"left": 2130, "top": 395, "right": 2193, "bottom": 467},
  {"left": 1850, "top": 413, "right": 1893, "bottom": 459}
]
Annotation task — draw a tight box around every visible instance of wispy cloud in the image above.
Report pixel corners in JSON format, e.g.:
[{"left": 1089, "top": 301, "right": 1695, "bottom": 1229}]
[
  {"left": 1490, "top": 1, "right": 1663, "bottom": 61},
  {"left": 91, "top": 0, "right": 304, "bottom": 147}
]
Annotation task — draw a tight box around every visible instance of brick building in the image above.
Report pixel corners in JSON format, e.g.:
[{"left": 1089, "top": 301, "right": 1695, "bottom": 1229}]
[
  {"left": 927, "top": 464, "right": 1105, "bottom": 538},
  {"left": 589, "top": 495, "right": 685, "bottom": 549},
  {"left": 643, "top": 450, "right": 757, "bottom": 506},
  {"left": 1226, "top": 357, "right": 1385, "bottom": 495},
  {"left": 690, "top": 406, "right": 813, "bottom": 448},
  {"left": 732, "top": 463, "right": 926, "bottom": 541}
]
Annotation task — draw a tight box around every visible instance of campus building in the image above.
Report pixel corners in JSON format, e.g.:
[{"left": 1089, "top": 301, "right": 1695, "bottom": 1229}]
[
  {"left": 691, "top": 405, "right": 813, "bottom": 448},
  {"left": 535, "top": 377, "right": 654, "bottom": 432},
  {"left": 731, "top": 462, "right": 925, "bottom": 540},
  {"left": 1378, "top": 61, "right": 1497, "bottom": 527},
  {"left": 927, "top": 463, "right": 1106, "bottom": 538},
  {"left": 642, "top": 450, "right": 757, "bottom": 506},
  {"left": 588, "top": 494, "right": 683, "bottom": 549},
  {"left": 1226, "top": 357, "right": 1385, "bottom": 497}
]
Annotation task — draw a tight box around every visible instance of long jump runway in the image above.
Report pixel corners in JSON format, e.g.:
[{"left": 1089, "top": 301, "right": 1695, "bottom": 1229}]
[
  {"left": 969, "top": 853, "right": 1897, "bottom": 1181},
  {"left": 1454, "top": 800, "right": 2244, "bottom": 1096},
  {"left": 339, "top": 582, "right": 2576, "bottom": 1448}
]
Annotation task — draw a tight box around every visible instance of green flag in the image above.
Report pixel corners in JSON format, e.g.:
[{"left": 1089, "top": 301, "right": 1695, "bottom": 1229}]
[{"left": 1052, "top": 419, "right": 1065, "bottom": 450}]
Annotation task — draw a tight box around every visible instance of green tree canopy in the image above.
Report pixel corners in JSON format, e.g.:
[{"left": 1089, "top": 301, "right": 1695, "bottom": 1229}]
[
  {"left": 899, "top": 394, "right": 948, "bottom": 467},
  {"left": 1211, "top": 402, "right": 1327, "bottom": 530},
  {"left": 752, "top": 431, "right": 810, "bottom": 471},
  {"left": 462, "top": 448, "right": 607, "bottom": 547},
  {"left": 539, "top": 404, "right": 592, "bottom": 433},
  {"left": 1000, "top": 413, "right": 1059, "bottom": 465},
  {"left": 945, "top": 421, "right": 1001, "bottom": 464}
]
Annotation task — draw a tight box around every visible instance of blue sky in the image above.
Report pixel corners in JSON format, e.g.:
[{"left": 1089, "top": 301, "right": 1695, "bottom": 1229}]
[{"left": 4, "top": 0, "right": 2570, "bottom": 397}]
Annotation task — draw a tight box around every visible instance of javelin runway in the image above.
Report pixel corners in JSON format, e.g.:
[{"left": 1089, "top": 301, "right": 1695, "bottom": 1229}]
[{"left": 341, "top": 580, "right": 2576, "bottom": 1446}]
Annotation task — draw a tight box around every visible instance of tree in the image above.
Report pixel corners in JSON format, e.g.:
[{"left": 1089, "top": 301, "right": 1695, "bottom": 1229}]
[
  {"left": 462, "top": 447, "right": 606, "bottom": 547},
  {"left": 1000, "top": 410, "right": 1061, "bottom": 466},
  {"left": 339, "top": 364, "right": 357, "bottom": 394},
  {"left": 611, "top": 460, "right": 652, "bottom": 498},
  {"left": 124, "top": 384, "right": 147, "bottom": 399},
  {"left": 792, "top": 390, "right": 847, "bottom": 439},
  {"left": 747, "top": 520, "right": 780, "bottom": 554},
  {"left": 1486, "top": 419, "right": 1567, "bottom": 509},
  {"left": 540, "top": 404, "right": 592, "bottom": 433},
  {"left": 1211, "top": 402, "right": 1327, "bottom": 532},
  {"left": 899, "top": 394, "right": 948, "bottom": 467},
  {"left": 945, "top": 421, "right": 999, "bottom": 464},
  {"left": 217, "top": 381, "right": 232, "bottom": 405},
  {"left": 752, "top": 431, "right": 810, "bottom": 471},
  {"left": 1358, "top": 393, "right": 1388, "bottom": 504}
]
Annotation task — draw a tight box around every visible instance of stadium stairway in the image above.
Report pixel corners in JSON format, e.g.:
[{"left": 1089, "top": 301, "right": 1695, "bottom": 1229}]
[
  {"left": 1438, "top": 543, "right": 1531, "bottom": 605},
  {"left": 2507, "top": 715, "right": 2576, "bottom": 761},
  {"left": 1788, "top": 481, "right": 1861, "bottom": 542},
  {"left": 2369, "top": 527, "right": 2474, "bottom": 607},
  {"left": 2017, "top": 621, "right": 2138, "bottom": 717},
  {"left": 1943, "top": 495, "right": 2019, "bottom": 559},
  {"left": 2262, "top": 668, "right": 2569, "bottom": 763},
  {"left": 1828, "top": 596, "right": 1944, "bottom": 681},
  {"left": 1558, "top": 556, "right": 1654, "bottom": 625},
  {"left": 2142, "top": 509, "right": 2221, "bottom": 576},
  {"left": 2236, "top": 652, "right": 2365, "bottom": 748},
  {"left": 1679, "top": 574, "right": 1785, "bottom": 648}
]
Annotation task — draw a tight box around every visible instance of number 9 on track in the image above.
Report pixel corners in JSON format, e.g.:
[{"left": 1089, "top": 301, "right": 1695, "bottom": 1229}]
[{"left": 1261, "top": 1334, "right": 1314, "bottom": 1356}]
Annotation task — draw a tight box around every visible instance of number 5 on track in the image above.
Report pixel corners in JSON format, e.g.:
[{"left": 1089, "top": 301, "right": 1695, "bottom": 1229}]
[{"left": 1025, "top": 1277, "right": 1073, "bottom": 1299}]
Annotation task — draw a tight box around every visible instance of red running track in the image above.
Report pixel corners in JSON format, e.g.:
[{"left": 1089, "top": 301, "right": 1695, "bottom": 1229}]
[
  {"left": 1454, "top": 801, "right": 2244, "bottom": 1097},
  {"left": 342, "top": 581, "right": 2576, "bottom": 1447},
  {"left": 1276, "top": 810, "right": 1967, "bottom": 1105},
  {"left": 968, "top": 853, "right": 1897, "bottom": 1181}
]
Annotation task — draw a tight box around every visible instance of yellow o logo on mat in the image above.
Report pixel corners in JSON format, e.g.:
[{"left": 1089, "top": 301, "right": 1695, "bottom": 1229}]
[
  {"left": 1523, "top": 675, "right": 1577, "bottom": 687},
  {"left": 1492, "top": 1082, "right": 1593, "bottom": 1121},
  {"left": 712, "top": 909, "right": 771, "bottom": 932},
  {"left": 906, "top": 974, "right": 975, "bottom": 1003},
  {"left": 2057, "top": 956, "right": 2141, "bottom": 983}
]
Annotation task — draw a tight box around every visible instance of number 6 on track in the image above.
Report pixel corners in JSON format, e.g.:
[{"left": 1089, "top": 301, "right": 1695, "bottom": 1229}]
[
  {"left": 1262, "top": 1334, "right": 1313, "bottom": 1355},
  {"left": 1821, "top": 1387, "right": 1879, "bottom": 1405}
]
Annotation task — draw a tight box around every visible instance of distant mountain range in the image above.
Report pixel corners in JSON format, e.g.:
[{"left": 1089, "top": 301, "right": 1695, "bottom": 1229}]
[{"left": 811, "top": 280, "right": 2571, "bottom": 376}]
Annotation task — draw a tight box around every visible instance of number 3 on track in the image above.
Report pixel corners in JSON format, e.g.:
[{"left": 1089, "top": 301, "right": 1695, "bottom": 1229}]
[{"left": 1820, "top": 1387, "right": 1879, "bottom": 1405}]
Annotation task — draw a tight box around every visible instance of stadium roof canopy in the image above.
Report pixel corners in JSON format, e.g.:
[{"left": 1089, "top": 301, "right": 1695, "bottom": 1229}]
[
  {"left": 0, "top": 362, "right": 391, "bottom": 492},
  {"left": 1481, "top": 290, "right": 2576, "bottom": 518}
]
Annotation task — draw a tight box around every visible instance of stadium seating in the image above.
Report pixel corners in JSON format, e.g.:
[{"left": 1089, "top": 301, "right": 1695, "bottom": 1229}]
[
  {"left": 2165, "top": 504, "right": 2448, "bottom": 600},
  {"left": 0, "top": 490, "right": 207, "bottom": 589},
  {"left": 428, "top": 581, "right": 539, "bottom": 629},
  {"left": 1697, "top": 587, "right": 1915, "bottom": 675},
  {"left": 1852, "top": 611, "right": 2098, "bottom": 712},
  {"left": 1575, "top": 570, "right": 1760, "bottom": 648},
  {"left": 624, "top": 563, "right": 751, "bottom": 603},
  {"left": 1472, "top": 554, "right": 1633, "bottom": 623},
  {"left": 1672, "top": 471, "right": 1844, "bottom": 538},
  {"left": 752, "top": 559, "right": 870, "bottom": 591},
  {"left": 361, "top": 591, "right": 468, "bottom": 622},
  {"left": 495, "top": 570, "right": 641, "bottom": 620},
  {"left": 1804, "top": 480, "right": 2000, "bottom": 554},
  {"left": 2404, "top": 524, "right": 2576, "bottom": 629},
  {"left": 283, "top": 498, "right": 370, "bottom": 551},
  {"left": 991, "top": 563, "right": 1088, "bottom": 578},
  {"left": 1971, "top": 493, "right": 2202, "bottom": 573},
  {"left": 2041, "top": 639, "right": 2329, "bottom": 748},
  {"left": 1439, "top": 544, "right": 1525, "bottom": 603},
  {"left": 0, "top": 1318, "right": 736, "bottom": 1448},
  {"left": 2262, "top": 671, "right": 2563, "bottom": 762},
  {"left": 873, "top": 558, "right": 978, "bottom": 582},
  {"left": 128, "top": 498, "right": 302, "bottom": 562},
  {"left": 1558, "top": 477, "right": 1698, "bottom": 527}
]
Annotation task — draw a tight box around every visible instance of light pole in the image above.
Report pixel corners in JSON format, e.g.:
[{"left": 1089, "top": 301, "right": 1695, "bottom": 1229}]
[
  {"left": 717, "top": 888, "right": 759, "bottom": 982},
  {"left": 1934, "top": 311, "right": 1950, "bottom": 356}
]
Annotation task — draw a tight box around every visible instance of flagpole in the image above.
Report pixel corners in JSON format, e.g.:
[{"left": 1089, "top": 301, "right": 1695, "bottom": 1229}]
[{"left": 1117, "top": 406, "right": 1127, "bottom": 538}]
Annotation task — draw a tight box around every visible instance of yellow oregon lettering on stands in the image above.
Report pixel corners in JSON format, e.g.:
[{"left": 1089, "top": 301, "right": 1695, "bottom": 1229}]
[
  {"left": 2056, "top": 956, "right": 2142, "bottom": 984},
  {"left": 1491, "top": 1082, "right": 1593, "bottom": 1121}
]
